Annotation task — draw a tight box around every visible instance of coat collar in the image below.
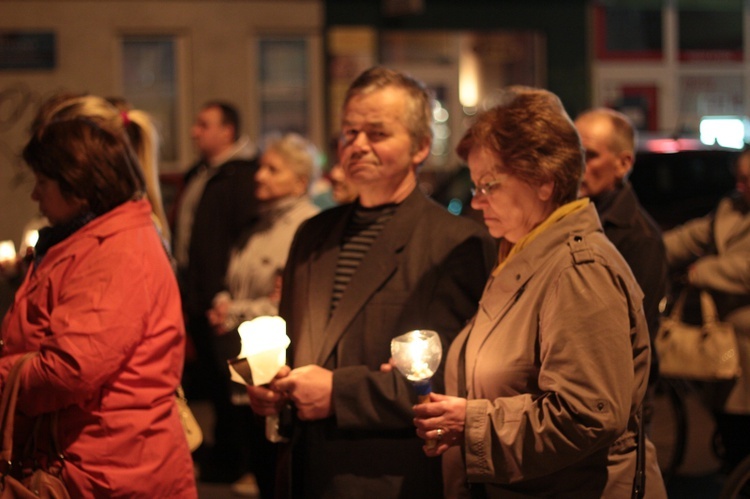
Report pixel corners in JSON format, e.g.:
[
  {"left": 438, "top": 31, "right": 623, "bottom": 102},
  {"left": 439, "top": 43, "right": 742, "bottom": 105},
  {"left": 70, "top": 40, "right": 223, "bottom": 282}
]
[
  {"left": 310, "top": 187, "right": 428, "bottom": 366},
  {"left": 41, "top": 198, "right": 152, "bottom": 250},
  {"left": 23, "top": 199, "right": 155, "bottom": 293},
  {"left": 478, "top": 203, "right": 603, "bottom": 322},
  {"left": 594, "top": 182, "right": 640, "bottom": 229}
]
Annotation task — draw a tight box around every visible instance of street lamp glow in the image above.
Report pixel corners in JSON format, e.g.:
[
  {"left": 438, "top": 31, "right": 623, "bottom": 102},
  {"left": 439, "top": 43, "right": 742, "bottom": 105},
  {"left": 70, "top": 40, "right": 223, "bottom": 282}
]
[{"left": 700, "top": 116, "right": 748, "bottom": 150}]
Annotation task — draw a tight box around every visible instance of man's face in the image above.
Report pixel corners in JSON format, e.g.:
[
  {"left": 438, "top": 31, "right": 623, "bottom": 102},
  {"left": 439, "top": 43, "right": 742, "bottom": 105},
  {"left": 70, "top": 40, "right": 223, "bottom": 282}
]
[
  {"left": 190, "top": 106, "right": 233, "bottom": 160},
  {"left": 339, "top": 87, "right": 429, "bottom": 198},
  {"left": 575, "top": 116, "right": 631, "bottom": 198}
]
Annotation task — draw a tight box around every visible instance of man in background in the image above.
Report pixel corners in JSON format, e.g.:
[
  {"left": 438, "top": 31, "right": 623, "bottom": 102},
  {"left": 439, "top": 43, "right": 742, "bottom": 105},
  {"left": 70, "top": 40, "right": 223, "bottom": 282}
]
[
  {"left": 174, "top": 101, "right": 259, "bottom": 483},
  {"left": 575, "top": 108, "right": 668, "bottom": 385}
]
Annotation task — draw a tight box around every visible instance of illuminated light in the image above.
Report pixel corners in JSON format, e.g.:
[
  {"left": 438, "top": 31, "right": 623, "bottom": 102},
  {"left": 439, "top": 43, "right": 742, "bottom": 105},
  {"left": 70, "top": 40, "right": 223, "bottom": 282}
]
[
  {"left": 699, "top": 116, "right": 748, "bottom": 150},
  {"left": 434, "top": 123, "right": 451, "bottom": 140},
  {"left": 23, "top": 229, "right": 39, "bottom": 249},
  {"left": 433, "top": 107, "right": 449, "bottom": 123},
  {"left": 234, "top": 316, "right": 289, "bottom": 386},
  {"left": 231, "top": 315, "right": 290, "bottom": 443},
  {"left": 391, "top": 330, "right": 442, "bottom": 383},
  {"left": 447, "top": 199, "right": 463, "bottom": 215},
  {"left": 459, "top": 38, "right": 479, "bottom": 108},
  {"left": 431, "top": 142, "right": 448, "bottom": 155},
  {"left": 644, "top": 137, "right": 704, "bottom": 154},
  {"left": 391, "top": 329, "right": 442, "bottom": 448},
  {"left": 0, "top": 240, "right": 16, "bottom": 263}
]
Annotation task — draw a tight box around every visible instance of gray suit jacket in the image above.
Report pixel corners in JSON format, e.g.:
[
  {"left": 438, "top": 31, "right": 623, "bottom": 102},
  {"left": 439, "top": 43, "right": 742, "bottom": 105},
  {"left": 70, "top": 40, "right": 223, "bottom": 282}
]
[{"left": 279, "top": 187, "right": 497, "bottom": 499}]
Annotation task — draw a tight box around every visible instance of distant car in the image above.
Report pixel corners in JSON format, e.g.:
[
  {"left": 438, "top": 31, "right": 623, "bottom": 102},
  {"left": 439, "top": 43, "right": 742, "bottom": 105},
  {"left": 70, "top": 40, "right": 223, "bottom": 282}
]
[
  {"left": 430, "top": 136, "right": 740, "bottom": 231},
  {"left": 630, "top": 136, "right": 739, "bottom": 230}
]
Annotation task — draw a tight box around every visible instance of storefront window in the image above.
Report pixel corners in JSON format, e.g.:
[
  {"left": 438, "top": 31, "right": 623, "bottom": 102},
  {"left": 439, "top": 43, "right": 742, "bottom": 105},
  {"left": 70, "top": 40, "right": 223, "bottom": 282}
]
[
  {"left": 678, "top": 74, "right": 744, "bottom": 133},
  {"left": 121, "top": 37, "right": 178, "bottom": 162},
  {"left": 678, "top": 1, "right": 742, "bottom": 61},
  {"left": 594, "top": 2, "right": 662, "bottom": 60},
  {"left": 258, "top": 38, "right": 309, "bottom": 137}
]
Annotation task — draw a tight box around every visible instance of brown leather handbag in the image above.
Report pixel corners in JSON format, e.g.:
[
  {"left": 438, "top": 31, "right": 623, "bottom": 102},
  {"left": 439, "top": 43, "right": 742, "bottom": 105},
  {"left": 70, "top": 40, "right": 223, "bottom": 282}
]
[
  {"left": 0, "top": 352, "right": 70, "bottom": 499},
  {"left": 656, "top": 289, "right": 741, "bottom": 381}
]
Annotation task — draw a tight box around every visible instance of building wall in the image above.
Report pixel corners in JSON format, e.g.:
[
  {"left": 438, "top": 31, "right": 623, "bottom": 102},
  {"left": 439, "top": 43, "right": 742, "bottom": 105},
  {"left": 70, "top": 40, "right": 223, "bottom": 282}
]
[
  {"left": 325, "top": 0, "right": 590, "bottom": 117},
  {"left": 0, "top": 0, "right": 323, "bottom": 246}
]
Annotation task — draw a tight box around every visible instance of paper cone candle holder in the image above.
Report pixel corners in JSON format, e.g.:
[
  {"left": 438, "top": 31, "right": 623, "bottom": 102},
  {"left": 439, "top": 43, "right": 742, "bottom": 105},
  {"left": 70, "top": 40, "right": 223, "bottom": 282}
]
[
  {"left": 228, "top": 315, "right": 289, "bottom": 387},
  {"left": 226, "top": 315, "right": 290, "bottom": 443}
]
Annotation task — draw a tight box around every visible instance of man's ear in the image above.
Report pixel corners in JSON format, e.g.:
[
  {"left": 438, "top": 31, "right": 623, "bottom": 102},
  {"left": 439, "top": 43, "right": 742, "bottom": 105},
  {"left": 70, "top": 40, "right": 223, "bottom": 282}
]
[
  {"left": 616, "top": 150, "right": 635, "bottom": 180},
  {"left": 411, "top": 139, "right": 431, "bottom": 168},
  {"left": 223, "top": 124, "right": 236, "bottom": 144}
]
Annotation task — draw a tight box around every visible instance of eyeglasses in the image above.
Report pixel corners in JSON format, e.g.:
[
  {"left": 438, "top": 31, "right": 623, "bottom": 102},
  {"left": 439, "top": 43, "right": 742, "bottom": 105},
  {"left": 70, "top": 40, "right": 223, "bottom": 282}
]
[{"left": 470, "top": 179, "right": 501, "bottom": 197}]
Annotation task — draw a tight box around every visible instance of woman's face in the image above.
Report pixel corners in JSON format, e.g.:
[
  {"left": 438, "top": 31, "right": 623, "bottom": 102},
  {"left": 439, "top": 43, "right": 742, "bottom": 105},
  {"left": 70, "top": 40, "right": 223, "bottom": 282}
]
[
  {"left": 31, "top": 172, "right": 87, "bottom": 226},
  {"left": 255, "top": 149, "right": 306, "bottom": 202},
  {"left": 468, "top": 147, "right": 554, "bottom": 242}
]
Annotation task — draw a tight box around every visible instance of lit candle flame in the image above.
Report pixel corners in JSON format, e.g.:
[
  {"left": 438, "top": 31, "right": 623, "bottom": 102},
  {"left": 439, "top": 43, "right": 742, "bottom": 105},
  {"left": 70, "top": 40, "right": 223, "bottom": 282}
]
[
  {"left": 0, "top": 240, "right": 16, "bottom": 264},
  {"left": 390, "top": 330, "right": 442, "bottom": 383}
]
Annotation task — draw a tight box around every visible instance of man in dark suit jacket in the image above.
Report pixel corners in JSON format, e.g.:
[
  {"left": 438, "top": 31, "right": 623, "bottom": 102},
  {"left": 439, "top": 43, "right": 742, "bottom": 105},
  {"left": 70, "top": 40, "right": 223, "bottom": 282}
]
[
  {"left": 248, "top": 67, "right": 496, "bottom": 498},
  {"left": 173, "top": 101, "right": 259, "bottom": 482},
  {"left": 575, "top": 108, "right": 668, "bottom": 384}
]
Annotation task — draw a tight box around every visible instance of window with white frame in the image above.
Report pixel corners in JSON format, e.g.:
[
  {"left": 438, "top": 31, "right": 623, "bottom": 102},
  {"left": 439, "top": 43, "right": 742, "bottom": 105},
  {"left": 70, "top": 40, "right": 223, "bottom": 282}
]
[
  {"left": 121, "top": 36, "right": 179, "bottom": 163},
  {"left": 591, "top": 0, "right": 749, "bottom": 134},
  {"left": 258, "top": 37, "right": 310, "bottom": 138}
]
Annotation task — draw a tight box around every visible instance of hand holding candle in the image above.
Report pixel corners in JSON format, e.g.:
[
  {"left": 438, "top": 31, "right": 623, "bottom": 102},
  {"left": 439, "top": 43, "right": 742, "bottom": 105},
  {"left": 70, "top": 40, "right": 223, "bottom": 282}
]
[
  {"left": 390, "top": 329, "right": 442, "bottom": 449},
  {"left": 227, "top": 315, "right": 291, "bottom": 442}
]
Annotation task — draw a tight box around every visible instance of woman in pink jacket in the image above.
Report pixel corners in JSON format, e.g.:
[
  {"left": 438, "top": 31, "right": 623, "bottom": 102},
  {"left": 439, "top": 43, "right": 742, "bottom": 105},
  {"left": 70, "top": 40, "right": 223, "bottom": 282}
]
[{"left": 0, "top": 99, "right": 197, "bottom": 497}]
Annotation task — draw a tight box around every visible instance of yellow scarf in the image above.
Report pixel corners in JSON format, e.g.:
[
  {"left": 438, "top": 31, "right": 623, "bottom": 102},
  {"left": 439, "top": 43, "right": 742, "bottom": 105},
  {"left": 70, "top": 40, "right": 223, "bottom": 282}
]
[{"left": 492, "top": 198, "right": 589, "bottom": 276}]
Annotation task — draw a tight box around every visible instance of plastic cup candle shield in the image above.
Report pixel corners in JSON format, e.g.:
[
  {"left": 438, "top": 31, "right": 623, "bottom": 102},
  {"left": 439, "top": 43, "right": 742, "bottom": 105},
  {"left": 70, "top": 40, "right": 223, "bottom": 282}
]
[
  {"left": 390, "top": 329, "right": 442, "bottom": 448},
  {"left": 227, "top": 315, "right": 290, "bottom": 442}
]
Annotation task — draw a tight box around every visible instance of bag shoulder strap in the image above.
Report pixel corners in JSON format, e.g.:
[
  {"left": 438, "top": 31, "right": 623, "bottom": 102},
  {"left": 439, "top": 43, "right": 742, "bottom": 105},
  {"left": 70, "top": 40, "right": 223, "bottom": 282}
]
[
  {"left": 699, "top": 290, "right": 721, "bottom": 324},
  {"left": 0, "top": 352, "right": 39, "bottom": 463},
  {"left": 669, "top": 288, "right": 689, "bottom": 320}
]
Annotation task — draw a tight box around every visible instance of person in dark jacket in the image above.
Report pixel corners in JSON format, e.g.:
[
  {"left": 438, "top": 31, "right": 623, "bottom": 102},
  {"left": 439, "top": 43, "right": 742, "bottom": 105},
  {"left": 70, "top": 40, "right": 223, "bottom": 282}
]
[
  {"left": 247, "top": 67, "right": 497, "bottom": 499},
  {"left": 173, "top": 101, "right": 259, "bottom": 483},
  {"left": 575, "top": 108, "right": 668, "bottom": 385}
]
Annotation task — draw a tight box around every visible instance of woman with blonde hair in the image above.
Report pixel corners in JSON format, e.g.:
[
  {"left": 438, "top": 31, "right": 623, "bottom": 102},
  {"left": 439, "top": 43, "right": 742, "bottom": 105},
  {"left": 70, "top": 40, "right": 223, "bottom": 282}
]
[
  {"left": 34, "top": 94, "right": 171, "bottom": 247},
  {"left": 0, "top": 94, "right": 196, "bottom": 497}
]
